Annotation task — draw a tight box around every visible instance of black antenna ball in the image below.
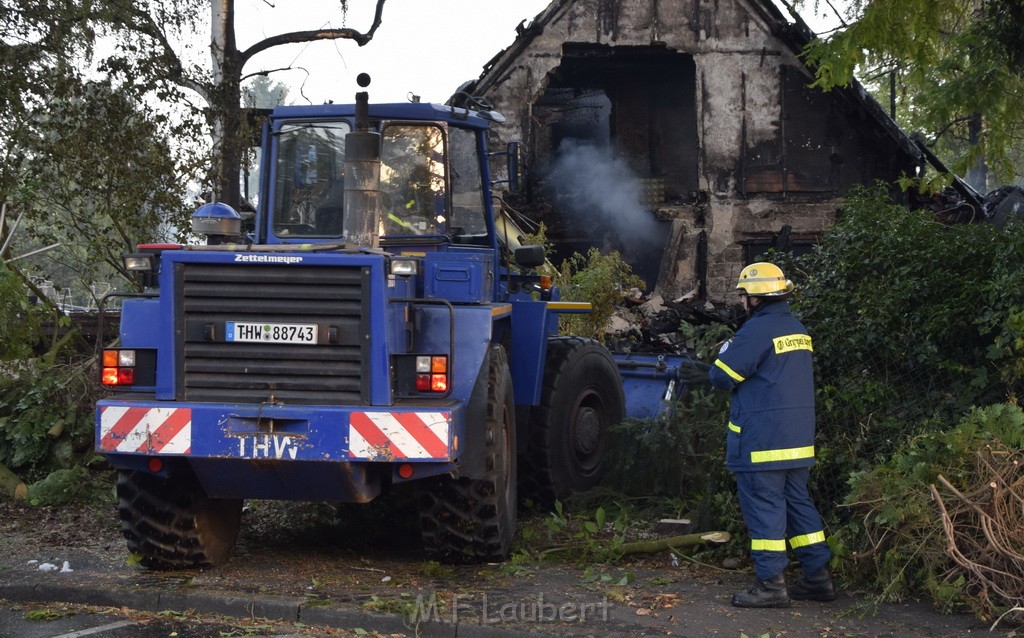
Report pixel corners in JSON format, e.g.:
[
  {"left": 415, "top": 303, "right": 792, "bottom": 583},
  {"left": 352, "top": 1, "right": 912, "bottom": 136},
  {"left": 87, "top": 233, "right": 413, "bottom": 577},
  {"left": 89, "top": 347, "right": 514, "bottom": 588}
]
[{"left": 356, "top": 73, "right": 371, "bottom": 88}]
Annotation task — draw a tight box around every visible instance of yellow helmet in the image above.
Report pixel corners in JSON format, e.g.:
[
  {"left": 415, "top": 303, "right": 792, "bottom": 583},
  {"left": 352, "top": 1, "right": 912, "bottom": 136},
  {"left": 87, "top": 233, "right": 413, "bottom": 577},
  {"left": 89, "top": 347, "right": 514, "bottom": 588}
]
[{"left": 736, "top": 262, "right": 794, "bottom": 297}]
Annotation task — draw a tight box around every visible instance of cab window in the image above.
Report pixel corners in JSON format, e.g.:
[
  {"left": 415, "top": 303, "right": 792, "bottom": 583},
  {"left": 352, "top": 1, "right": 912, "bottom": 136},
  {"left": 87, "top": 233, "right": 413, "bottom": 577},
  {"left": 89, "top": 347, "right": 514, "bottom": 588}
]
[
  {"left": 449, "top": 127, "right": 487, "bottom": 235},
  {"left": 272, "top": 122, "right": 350, "bottom": 237},
  {"left": 380, "top": 124, "right": 446, "bottom": 236}
]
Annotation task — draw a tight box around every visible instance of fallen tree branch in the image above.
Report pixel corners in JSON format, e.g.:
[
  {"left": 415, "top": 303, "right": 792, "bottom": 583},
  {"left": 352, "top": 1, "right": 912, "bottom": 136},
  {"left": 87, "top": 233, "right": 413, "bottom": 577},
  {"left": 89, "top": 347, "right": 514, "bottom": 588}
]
[
  {"left": 619, "top": 531, "right": 730, "bottom": 555},
  {"left": 0, "top": 462, "right": 27, "bottom": 500}
]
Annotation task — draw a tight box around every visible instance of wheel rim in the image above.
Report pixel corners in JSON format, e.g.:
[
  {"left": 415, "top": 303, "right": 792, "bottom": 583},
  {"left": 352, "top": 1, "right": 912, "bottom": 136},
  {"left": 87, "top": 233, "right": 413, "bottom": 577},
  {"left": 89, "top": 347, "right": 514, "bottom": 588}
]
[{"left": 569, "top": 388, "right": 606, "bottom": 476}]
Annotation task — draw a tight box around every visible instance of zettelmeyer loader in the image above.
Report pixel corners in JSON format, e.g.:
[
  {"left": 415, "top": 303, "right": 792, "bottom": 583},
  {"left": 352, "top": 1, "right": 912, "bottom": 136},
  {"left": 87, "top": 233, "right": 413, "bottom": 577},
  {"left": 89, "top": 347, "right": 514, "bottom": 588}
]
[{"left": 96, "top": 77, "right": 687, "bottom": 568}]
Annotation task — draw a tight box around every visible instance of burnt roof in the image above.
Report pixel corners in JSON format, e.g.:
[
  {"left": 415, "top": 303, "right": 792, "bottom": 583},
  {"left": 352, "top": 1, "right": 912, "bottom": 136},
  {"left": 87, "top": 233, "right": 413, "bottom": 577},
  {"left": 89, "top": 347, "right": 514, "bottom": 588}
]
[{"left": 465, "top": 0, "right": 983, "bottom": 212}]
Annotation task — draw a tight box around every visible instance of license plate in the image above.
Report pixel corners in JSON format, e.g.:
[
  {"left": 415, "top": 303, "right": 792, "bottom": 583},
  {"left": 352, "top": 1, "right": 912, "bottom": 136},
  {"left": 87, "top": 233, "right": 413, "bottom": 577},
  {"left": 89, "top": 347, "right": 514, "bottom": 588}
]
[{"left": 225, "top": 322, "right": 318, "bottom": 345}]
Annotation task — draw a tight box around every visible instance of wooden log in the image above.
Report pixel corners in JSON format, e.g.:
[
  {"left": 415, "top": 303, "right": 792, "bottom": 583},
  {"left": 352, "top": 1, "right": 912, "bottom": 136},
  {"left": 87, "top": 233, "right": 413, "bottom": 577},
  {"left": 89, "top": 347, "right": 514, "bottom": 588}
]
[
  {"left": 619, "top": 531, "right": 730, "bottom": 556},
  {"left": 0, "top": 461, "right": 27, "bottom": 500}
]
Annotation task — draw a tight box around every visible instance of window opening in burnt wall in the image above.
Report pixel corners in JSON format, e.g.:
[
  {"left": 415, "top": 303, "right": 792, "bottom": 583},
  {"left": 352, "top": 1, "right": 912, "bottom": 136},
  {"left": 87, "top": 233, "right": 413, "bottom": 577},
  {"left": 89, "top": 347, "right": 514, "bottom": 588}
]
[{"left": 528, "top": 47, "right": 698, "bottom": 290}]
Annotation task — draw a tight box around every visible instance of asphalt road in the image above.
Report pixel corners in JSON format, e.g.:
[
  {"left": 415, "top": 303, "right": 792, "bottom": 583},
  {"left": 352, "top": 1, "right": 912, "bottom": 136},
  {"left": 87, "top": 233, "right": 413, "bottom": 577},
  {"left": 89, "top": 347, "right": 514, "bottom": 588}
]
[
  {"left": 0, "top": 499, "right": 1000, "bottom": 638},
  {"left": 0, "top": 602, "right": 317, "bottom": 638}
]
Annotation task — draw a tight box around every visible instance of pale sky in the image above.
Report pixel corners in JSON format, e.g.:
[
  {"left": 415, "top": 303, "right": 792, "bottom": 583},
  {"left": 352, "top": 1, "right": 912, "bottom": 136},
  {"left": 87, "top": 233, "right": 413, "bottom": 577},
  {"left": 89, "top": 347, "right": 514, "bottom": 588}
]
[
  {"left": 234, "top": 0, "right": 555, "bottom": 106},
  {"left": 232, "top": 1, "right": 840, "bottom": 107}
]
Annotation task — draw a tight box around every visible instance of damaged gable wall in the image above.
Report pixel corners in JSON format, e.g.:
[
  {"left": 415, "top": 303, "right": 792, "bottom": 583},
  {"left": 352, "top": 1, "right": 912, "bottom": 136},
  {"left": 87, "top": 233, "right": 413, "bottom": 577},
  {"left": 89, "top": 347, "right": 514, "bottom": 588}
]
[{"left": 472, "top": 0, "right": 922, "bottom": 302}]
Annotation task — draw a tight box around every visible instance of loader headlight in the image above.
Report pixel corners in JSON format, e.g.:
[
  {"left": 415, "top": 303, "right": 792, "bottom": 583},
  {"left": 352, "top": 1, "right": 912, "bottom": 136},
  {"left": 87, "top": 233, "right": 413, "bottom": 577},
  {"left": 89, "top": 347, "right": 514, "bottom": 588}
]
[
  {"left": 390, "top": 258, "right": 419, "bottom": 276},
  {"left": 123, "top": 253, "right": 157, "bottom": 272}
]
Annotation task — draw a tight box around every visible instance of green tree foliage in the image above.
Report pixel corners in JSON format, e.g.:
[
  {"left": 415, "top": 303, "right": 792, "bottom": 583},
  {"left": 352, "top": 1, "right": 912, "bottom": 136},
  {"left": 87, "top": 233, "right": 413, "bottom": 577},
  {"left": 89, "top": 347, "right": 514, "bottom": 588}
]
[
  {"left": 0, "top": 264, "right": 44, "bottom": 360},
  {"left": 1, "top": 2, "right": 198, "bottom": 300},
  {"left": 13, "top": 80, "right": 190, "bottom": 296},
  {"left": 3, "top": 1, "right": 387, "bottom": 207},
  {"left": 798, "top": 0, "right": 1024, "bottom": 184}
]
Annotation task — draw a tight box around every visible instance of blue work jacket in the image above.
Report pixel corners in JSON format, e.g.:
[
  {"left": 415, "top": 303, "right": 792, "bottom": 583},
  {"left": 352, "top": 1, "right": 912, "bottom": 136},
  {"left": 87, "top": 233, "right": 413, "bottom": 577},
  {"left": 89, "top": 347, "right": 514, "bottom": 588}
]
[{"left": 709, "top": 300, "right": 816, "bottom": 472}]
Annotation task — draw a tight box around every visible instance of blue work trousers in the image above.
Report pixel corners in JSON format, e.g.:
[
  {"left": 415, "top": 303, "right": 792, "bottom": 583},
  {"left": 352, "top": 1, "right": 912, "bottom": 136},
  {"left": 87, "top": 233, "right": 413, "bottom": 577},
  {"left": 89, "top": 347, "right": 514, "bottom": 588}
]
[{"left": 735, "top": 467, "right": 831, "bottom": 580}]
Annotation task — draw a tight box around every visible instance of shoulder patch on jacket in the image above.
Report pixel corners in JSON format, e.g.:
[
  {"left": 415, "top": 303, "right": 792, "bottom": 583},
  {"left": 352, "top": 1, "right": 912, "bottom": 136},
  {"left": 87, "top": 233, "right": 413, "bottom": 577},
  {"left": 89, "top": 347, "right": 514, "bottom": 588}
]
[{"left": 773, "top": 334, "right": 813, "bottom": 354}]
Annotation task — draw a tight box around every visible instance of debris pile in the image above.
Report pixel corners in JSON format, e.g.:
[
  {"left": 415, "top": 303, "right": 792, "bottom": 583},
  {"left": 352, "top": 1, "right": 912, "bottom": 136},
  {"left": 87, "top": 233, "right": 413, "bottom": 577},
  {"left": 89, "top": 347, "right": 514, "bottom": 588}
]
[
  {"left": 604, "top": 290, "right": 742, "bottom": 354},
  {"left": 913, "top": 183, "right": 1024, "bottom": 227}
]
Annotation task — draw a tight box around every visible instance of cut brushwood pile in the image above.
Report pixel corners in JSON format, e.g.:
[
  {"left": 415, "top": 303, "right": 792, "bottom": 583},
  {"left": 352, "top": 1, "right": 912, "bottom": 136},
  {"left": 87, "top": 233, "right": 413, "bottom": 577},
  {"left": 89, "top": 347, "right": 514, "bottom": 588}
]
[{"left": 930, "top": 447, "right": 1024, "bottom": 621}]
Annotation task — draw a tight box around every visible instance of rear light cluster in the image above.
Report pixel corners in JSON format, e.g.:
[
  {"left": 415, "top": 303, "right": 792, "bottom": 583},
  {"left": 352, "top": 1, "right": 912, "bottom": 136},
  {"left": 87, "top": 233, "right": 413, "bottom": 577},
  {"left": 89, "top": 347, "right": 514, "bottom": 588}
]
[
  {"left": 101, "top": 348, "right": 156, "bottom": 388},
  {"left": 415, "top": 355, "right": 448, "bottom": 393},
  {"left": 102, "top": 349, "right": 136, "bottom": 386}
]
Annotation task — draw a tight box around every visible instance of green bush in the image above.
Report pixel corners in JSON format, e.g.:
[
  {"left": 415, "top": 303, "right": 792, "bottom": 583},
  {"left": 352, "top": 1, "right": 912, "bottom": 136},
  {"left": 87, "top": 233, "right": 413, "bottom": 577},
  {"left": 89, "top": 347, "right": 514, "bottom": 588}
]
[
  {"left": 565, "top": 184, "right": 1024, "bottom": 599},
  {"left": 26, "top": 465, "right": 113, "bottom": 507},
  {"left": 555, "top": 247, "right": 645, "bottom": 340},
  {"left": 602, "top": 322, "right": 746, "bottom": 553},
  {"left": 838, "top": 403, "right": 1024, "bottom": 609},
  {"left": 766, "top": 184, "right": 1024, "bottom": 607},
  {"left": 775, "top": 185, "right": 1024, "bottom": 503},
  {"left": 0, "top": 358, "right": 96, "bottom": 478}
]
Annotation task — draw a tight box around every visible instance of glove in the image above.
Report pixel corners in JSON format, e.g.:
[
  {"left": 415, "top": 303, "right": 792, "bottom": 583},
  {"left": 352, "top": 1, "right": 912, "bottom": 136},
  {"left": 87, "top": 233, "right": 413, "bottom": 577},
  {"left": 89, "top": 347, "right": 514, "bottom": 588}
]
[{"left": 679, "top": 360, "right": 712, "bottom": 385}]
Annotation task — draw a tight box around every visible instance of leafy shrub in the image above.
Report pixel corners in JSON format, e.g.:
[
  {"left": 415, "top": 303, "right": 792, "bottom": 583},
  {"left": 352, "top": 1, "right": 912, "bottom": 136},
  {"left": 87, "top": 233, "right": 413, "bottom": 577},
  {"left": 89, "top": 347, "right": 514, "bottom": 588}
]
[
  {"left": 774, "top": 185, "right": 1024, "bottom": 514},
  {"left": 555, "top": 247, "right": 645, "bottom": 340},
  {"left": 0, "top": 358, "right": 96, "bottom": 478},
  {"left": 602, "top": 322, "right": 745, "bottom": 552},
  {"left": 839, "top": 403, "right": 1024, "bottom": 608},
  {"left": 26, "top": 465, "right": 112, "bottom": 506},
  {"left": 592, "top": 185, "right": 1024, "bottom": 593}
]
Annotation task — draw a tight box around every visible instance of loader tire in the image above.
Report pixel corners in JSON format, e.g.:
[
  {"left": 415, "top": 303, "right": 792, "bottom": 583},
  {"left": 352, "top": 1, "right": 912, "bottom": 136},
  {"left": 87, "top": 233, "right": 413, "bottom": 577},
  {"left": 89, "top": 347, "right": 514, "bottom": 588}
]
[
  {"left": 520, "top": 337, "right": 625, "bottom": 506},
  {"left": 117, "top": 468, "right": 242, "bottom": 570},
  {"left": 418, "top": 345, "right": 517, "bottom": 563}
]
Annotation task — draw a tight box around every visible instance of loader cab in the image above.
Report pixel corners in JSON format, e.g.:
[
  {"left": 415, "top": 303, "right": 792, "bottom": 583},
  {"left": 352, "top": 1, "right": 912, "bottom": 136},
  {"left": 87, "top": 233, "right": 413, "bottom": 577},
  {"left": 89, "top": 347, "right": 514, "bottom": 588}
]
[{"left": 259, "top": 104, "right": 493, "bottom": 249}]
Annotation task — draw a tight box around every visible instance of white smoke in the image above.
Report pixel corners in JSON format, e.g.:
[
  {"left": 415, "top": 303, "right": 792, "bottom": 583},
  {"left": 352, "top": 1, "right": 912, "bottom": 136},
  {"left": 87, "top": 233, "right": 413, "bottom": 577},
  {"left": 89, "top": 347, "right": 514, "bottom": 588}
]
[{"left": 546, "top": 139, "right": 661, "bottom": 253}]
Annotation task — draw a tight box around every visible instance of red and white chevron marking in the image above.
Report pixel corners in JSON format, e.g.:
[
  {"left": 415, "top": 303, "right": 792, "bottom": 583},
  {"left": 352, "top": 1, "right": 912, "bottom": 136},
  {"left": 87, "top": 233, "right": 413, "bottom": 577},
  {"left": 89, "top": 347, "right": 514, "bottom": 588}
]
[
  {"left": 98, "top": 406, "right": 191, "bottom": 454},
  {"left": 349, "top": 411, "right": 450, "bottom": 460}
]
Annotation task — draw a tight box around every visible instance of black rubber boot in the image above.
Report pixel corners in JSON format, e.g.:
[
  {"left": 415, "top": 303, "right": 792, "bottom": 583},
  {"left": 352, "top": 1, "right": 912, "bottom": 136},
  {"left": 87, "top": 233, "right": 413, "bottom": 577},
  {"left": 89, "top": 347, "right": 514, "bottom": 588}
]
[
  {"left": 788, "top": 566, "right": 837, "bottom": 602},
  {"left": 731, "top": 573, "right": 791, "bottom": 608}
]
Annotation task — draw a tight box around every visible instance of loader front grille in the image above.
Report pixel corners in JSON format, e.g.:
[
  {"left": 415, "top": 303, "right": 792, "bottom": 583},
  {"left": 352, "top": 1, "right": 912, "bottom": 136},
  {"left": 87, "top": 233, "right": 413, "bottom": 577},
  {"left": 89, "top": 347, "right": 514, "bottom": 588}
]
[{"left": 177, "top": 263, "right": 369, "bottom": 405}]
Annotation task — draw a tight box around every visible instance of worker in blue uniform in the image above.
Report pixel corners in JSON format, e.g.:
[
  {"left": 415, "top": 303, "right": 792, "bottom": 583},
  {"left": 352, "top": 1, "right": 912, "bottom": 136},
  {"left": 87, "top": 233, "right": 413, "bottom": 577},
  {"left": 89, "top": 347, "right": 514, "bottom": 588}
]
[{"left": 680, "top": 262, "right": 835, "bottom": 608}]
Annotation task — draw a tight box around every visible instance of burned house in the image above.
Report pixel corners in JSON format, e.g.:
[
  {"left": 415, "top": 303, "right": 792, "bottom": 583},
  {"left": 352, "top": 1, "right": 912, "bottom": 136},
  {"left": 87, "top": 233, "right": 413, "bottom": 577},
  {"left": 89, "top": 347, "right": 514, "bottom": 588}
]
[{"left": 465, "top": 0, "right": 929, "bottom": 300}]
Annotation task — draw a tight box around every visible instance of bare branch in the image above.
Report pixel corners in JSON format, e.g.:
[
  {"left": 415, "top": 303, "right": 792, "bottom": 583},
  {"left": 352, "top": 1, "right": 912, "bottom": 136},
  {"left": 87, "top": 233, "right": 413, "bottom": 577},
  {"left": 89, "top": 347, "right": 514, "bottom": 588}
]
[
  {"left": 239, "top": 0, "right": 386, "bottom": 64},
  {"left": 239, "top": 66, "right": 294, "bottom": 82},
  {"left": 823, "top": 0, "right": 849, "bottom": 28}
]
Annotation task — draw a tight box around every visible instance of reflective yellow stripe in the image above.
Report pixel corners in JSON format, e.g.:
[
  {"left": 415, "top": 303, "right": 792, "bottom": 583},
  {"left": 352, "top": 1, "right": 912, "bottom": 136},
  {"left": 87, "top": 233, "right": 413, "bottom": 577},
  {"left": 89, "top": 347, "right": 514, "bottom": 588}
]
[
  {"left": 751, "top": 538, "right": 786, "bottom": 552},
  {"left": 789, "top": 530, "right": 826, "bottom": 548},
  {"left": 750, "top": 445, "right": 815, "bottom": 464},
  {"left": 388, "top": 213, "right": 413, "bottom": 229},
  {"left": 773, "top": 333, "right": 813, "bottom": 354},
  {"left": 728, "top": 422, "right": 741, "bottom": 434},
  {"left": 714, "top": 359, "right": 745, "bottom": 382}
]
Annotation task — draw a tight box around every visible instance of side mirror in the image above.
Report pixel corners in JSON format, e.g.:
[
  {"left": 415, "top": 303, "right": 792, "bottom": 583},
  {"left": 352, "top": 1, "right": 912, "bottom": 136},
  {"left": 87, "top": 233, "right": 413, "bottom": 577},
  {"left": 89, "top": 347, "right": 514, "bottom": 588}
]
[
  {"left": 506, "top": 141, "right": 521, "bottom": 193},
  {"left": 513, "top": 244, "right": 545, "bottom": 269},
  {"left": 490, "top": 141, "right": 524, "bottom": 194}
]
